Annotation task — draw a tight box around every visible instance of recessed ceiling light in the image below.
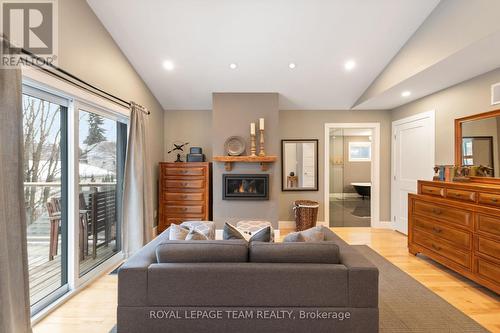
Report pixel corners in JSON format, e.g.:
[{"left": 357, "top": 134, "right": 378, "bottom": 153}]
[
  {"left": 288, "top": 63, "right": 296, "bottom": 69},
  {"left": 162, "top": 60, "right": 174, "bottom": 71},
  {"left": 401, "top": 91, "right": 411, "bottom": 97},
  {"left": 229, "top": 63, "right": 237, "bottom": 69},
  {"left": 344, "top": 60, "right": 356, "bottom": 71}
]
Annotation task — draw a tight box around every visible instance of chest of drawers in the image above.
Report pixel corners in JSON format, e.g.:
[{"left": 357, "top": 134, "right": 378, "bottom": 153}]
[
  {"left": 409, "top": 180, "right": 500, "bottom": 294},
  {"left": 158, "top": 162, "right": 211, "bottom": 233}
]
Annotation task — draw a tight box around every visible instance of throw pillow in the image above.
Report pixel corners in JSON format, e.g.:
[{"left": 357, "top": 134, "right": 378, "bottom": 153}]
[
  {"left": 223, "top": 223, "right": 272, "bottom": 242},
  {"left": 180, "top": 221, "right": 216, "bottom": 240},
  {"left": 169, "top": 224, "right": 189, "bottom": 240},
  {"left": 283, "top": 225, "right": 325, "bottom": 242},
  {"left": 169, "top": 224, "right": 209, "bottom": 241}
]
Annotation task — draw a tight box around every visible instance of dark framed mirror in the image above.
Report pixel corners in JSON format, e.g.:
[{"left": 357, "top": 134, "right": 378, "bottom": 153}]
[{"left": 281, "top": 139, "right": 319, "bottom": 191}]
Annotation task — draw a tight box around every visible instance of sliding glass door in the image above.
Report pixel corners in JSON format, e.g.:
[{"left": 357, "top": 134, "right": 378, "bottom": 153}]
[
  {"left": 22, "top": 81, "right": 128, "bottom": 315},
  {"left": 78, "top": 106, "right": 127, "bottom": 277},
  {"left": 22, "top": 86, "right": 69, "bottom": 315}
]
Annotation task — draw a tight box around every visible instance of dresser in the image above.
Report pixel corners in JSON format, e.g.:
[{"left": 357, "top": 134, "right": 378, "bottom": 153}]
[
  {"left": 408, "top": 180, "right": 500, "bottom": 294},
  {"left": 158, "top": 162, "right": 211, "bottom": 233}
]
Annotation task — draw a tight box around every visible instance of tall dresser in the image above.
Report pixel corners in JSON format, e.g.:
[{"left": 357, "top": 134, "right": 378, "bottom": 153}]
[
  {"left": 408, "top": 180, "right": 500, "bottom": 294},
  {"left": 158, "top": 162, "right": 211, "bottom": 233}
]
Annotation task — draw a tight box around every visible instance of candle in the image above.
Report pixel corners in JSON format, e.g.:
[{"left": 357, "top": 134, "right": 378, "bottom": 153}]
[
  {"left": 259, "top": 118, "right": 264, "bottom": 130},
  {"left": 250, "top": 122, "right": 256, "bottom": 135}
]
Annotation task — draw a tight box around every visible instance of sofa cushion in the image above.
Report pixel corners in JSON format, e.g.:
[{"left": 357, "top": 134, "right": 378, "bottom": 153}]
[
  {"left": 283, "top": 225, "right": 326, "bottom": 242},
  {"left": 223, "top": 222, "right": 272, "bottom": 242},
  {"left": 147, "top": 262, "right": 349, "bottom": 307},
  {"left": 236, "top": 220, "right": 274, "bottom": 242},
  {"left": 155, "top": 240, "right": 248, "bottom": 263},
  {"left": 249, "top": 242, "right": 340, "bottom": 264}
]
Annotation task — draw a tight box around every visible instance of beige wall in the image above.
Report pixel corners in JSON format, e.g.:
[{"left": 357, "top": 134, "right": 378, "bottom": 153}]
[
  {"left": 58, "top": 0, "right": 165, "bottom": 224},
  {"left": 212, "top": 93, "right": 280, "bottom": 227},
  {"left": 279, "top": 110, "right": 392, "bottom": 222},
  {"left": 163, "top": 110, "right": 212, "bottom": 162},
  {"left": 392, "top": 67, "right": 500, "bottom": 165}
]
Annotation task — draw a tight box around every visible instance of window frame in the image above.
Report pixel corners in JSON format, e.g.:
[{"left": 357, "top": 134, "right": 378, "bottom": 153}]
[{"left": 348, "top": 141, "right": 372, "bottom": 162}]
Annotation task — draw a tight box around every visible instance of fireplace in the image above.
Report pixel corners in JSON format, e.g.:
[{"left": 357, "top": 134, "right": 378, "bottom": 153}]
[{"left": 223, "top": 174, "right": 269, "bottom": 200}]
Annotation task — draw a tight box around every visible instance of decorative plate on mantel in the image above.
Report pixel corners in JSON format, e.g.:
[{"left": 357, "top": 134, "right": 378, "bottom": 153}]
[{"left": 224, "top": 136, "right": 246, "bottom": 156}]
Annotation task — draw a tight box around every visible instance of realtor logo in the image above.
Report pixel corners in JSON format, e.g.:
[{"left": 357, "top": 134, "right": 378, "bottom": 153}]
[{"left": 1, "top": 0, "right": 57, "bottom": 66}]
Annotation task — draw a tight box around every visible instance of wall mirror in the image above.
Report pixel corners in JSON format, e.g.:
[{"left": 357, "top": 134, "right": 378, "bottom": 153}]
[
  {"left": 281, "top": 139, "right": 318, "bottom": 191},
  {"left": 455, "top": 109, "right": 500, "bottom": 178}
]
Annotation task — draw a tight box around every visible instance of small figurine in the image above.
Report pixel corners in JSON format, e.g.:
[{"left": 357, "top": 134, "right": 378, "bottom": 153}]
[{"left": 167, "top": 141, "right": 189, "bottom": 162}]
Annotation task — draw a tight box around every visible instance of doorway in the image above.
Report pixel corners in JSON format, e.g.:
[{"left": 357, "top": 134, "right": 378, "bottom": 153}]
[
  {"left": 324, "top": 123, "right": 381, "bottom": 227},
  {"left": 391, "top": 111, "right": 435, "bottom": 234}
]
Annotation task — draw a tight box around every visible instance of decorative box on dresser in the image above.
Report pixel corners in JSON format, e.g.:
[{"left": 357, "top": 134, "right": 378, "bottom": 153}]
[
  {"left": 408, "top": 180, "right": 500, "bottom": 294},
  {"left": 158, "top": 162, "right": 211, "bottom": 233}
]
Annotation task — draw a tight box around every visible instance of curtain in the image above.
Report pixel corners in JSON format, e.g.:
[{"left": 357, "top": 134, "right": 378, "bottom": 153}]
[
  {"left": 122, "top": 103, "right": 153, "bottom": 256},
  {"left": 0, "top": 66, "right": 33, "bottom": 332}
]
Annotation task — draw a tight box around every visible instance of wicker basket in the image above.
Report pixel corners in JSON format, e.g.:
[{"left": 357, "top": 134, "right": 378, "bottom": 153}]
[{"left": 293, "top": 200, "right": 319, "bottom": 231}]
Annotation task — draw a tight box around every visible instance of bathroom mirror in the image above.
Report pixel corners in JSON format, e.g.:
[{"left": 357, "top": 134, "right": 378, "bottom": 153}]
[
  {"left": 281, "top": 139, "right": 318, "bottom": 191},
  {"left": 455, "top": 109, "right": 500, "bottom": 178}
]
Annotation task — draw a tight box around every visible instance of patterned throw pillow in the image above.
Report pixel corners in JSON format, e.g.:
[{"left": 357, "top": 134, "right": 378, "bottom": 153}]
[
  {"left": 283, "top": 226, "right": 325, "bottom": 242},
  {"left": 236, "top": 220, "right": 274, "bottom": 242},
  {"left": 223, "top": 223, "right": 272, "bottom": 242},
  {"left": 169, "top": 224, "right": 208, "bottom": 240},
  {"left": 180, "top": 221, "right": 216, "bottom": 240}
]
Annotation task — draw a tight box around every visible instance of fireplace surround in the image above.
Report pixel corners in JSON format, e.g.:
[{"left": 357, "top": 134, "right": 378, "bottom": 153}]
[{"left": 223, "top": 174, "right": 269, "bottom": 200}]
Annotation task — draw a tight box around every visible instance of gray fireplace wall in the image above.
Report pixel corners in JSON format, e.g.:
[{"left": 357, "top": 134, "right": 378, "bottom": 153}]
[{"left": 212, "top": 93, "right": 280, "bottom": 228}]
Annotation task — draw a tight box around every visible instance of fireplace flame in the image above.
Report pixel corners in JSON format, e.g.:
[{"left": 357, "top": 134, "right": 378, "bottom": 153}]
[{"left": 235, "top": 180, "right": 257, "bottom": 194}]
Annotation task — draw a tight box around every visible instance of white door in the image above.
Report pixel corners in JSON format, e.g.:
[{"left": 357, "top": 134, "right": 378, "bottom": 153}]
[{"left": 392, "top": 111, "right": 435, "bottom": 234}]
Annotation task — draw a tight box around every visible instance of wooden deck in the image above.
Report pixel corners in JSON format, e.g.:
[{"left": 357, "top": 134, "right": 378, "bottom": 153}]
[{"left": 28, "top": 239, "right": 117, "bottom": 305}]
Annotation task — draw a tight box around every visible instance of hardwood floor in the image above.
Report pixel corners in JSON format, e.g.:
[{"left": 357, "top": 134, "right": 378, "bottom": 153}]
[{"left": 33, "top": 228, "right": 500, "bottom": 333}]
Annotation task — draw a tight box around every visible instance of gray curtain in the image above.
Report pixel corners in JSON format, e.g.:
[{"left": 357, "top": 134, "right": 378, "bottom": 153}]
[
  {"left": 0, "top": 68, "right": 33, "bottom": 332},
  {"left": 122, "top": 103, "right": 153, "bottom": 256}
]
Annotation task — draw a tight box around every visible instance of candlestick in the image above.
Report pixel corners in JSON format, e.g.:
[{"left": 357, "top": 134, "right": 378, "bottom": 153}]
[
  {"left": 250, "top": 133, "right": 257, "bottom": 157},
  {"left": 258, "top": 129, "right": 266, "bottom": 156},
  {"left": 250, "top": 122, "right": 256, "bottom": 135},
  {"left": 259, "top": 118, "right": 265, "bottom": 130}
]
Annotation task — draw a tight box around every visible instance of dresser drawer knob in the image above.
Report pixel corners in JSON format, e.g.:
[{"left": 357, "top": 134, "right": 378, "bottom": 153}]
[
  {"left": 432, "top": 227, "right": 442, "bottom": 233},
  {"left": 492, "top": 198, "right": 498, "bottom": 203},
  {"left": 432, "top": 208, "right": 442, "bottom": 215},
  {"left": 431, "top": 244, "right": 441, "bottom": 251}
]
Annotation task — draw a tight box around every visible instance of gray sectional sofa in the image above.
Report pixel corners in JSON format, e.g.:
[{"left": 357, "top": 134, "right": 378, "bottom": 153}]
[{"left": 117, "top": 226, "right": 379, "bottom": 333}]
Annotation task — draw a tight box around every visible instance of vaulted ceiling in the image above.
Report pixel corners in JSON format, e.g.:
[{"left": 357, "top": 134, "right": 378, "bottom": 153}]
[{"left": 87, "top": 0, "right": 500, "bottom": 110}]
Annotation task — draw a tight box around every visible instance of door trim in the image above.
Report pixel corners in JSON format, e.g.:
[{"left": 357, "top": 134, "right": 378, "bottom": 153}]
[
  {"left": 324, "top": 123, "right": 382, "bottom": 227},
  {"left": 391, "top": 110, "right": 435, "bottom": 232}
]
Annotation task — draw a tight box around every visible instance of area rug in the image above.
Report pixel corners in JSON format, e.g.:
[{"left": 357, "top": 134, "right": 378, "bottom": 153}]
[{"left": 109, "top": 245, "right": 490, "bottom": 333}]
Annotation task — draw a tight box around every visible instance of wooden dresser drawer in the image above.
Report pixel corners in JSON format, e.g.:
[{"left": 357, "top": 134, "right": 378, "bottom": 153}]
[
  {"left": 163, "top": 167, "right": 205, "bottom": 176},
  {"left": 421, "top": 185, "right": 444, "bottom": 197},
  {"left": 413, "top": 200, "right": 472, "bottom": 229},
  {"left": 478, "top": 192, "right": 500, "bottom": 208},
  {"left": 413, "top": 229, "right": 471, "bottom": 268},
  {"left": 413, "top": 216, "right": 471, "bottom": 250},
  {"left": 164, "top": 192, "right": 204, "bottom": 202},
  {"left": 165, "top": 204, "right": 204, "bottom": 214},
  {"left": 476, "top": 236, "right": 500, "bottom": 260},
  {"left": 476, "top": 213, "right": 500, "bottom": 238},
  {"left": 165, "top": 216, "right": 203, "bottom": 225},
  {"left": 165, "top": 179, "right": 205, "bottom": 189},
  {"left": 476, "top": 258, "right": 500, "bottom": 286},
  {"left": 446, "top": 188, "right": 476, "bottom": 203}
]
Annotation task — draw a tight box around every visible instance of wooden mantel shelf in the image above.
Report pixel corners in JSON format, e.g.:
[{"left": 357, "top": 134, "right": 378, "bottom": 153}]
[{"left": 212, "top": 155, "right": 278, "bottom": 171}]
